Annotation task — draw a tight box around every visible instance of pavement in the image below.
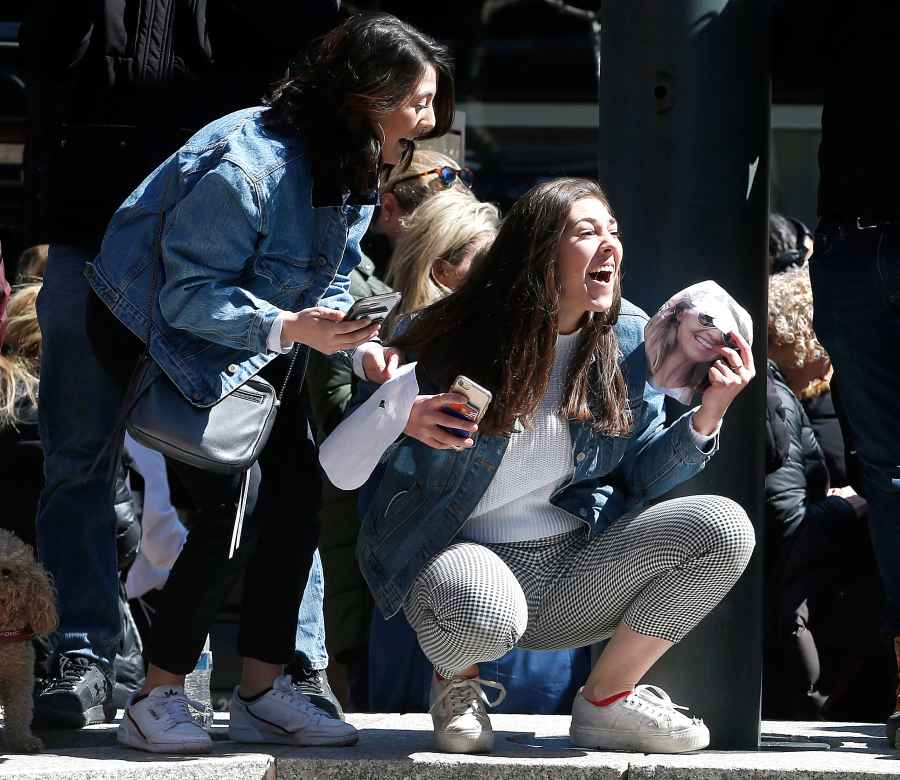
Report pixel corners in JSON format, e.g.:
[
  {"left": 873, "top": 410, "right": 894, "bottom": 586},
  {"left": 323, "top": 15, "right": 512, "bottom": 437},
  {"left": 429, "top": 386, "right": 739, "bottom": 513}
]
[{"left": 1, "top": 714, "right": 899, "bottom": 779}]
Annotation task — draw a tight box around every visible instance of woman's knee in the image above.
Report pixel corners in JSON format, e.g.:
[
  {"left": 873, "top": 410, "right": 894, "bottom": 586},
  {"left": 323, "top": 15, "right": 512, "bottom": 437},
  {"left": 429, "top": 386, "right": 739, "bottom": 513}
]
[
  {"left": 407, "top": 543, "right": 528, "bottom": 649},
  {"left": 695, "top": 495, "right": 756, "bottom": 571}
]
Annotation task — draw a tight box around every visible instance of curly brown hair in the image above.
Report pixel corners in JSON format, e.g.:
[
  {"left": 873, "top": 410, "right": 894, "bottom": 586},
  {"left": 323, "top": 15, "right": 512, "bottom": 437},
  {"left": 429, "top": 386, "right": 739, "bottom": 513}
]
[{"left": 767, "top": 264, "right": 826, "bottom": 368}]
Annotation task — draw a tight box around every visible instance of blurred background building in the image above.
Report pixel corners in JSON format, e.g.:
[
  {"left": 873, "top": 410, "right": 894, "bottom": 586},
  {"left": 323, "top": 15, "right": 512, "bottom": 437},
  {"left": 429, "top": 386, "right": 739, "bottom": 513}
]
[{"left": 0, "top": 1, "right": 822, "bottom": 275}]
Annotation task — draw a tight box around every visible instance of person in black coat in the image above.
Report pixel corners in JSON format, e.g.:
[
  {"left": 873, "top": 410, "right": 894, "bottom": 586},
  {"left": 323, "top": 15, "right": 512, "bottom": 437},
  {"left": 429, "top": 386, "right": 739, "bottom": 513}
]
[{"left": 764, "top": 267, "right": 889, "bottom": 720}]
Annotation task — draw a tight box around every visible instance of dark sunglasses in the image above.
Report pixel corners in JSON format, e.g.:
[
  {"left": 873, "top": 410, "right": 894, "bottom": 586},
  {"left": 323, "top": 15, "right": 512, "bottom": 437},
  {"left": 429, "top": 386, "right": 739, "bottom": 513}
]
[
  {"left": 392, "top": 165, "right": 475, "bottom": 190},
  {"left": 698, "top": 312, "right": 736, "bottom": 346}
]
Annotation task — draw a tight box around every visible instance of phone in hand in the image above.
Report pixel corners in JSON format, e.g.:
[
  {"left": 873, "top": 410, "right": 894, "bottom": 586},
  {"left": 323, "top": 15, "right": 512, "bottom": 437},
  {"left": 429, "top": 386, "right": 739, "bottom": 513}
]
[
  {"left": 346, "top": 292, "right": 402, "bottom": 323},
  {"left": 441, "top": 375, "right": 493, "bottom": 439}
]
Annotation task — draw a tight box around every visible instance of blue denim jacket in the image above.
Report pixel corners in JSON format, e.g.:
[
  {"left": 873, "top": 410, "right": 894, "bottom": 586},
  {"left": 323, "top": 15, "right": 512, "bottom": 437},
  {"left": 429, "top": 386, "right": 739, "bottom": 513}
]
[
  {"left": 356, "top": 300, "right": 718, "bottom": 617},
  {"left": 85, "top": 107, "right": 373, "bottom": 407}
]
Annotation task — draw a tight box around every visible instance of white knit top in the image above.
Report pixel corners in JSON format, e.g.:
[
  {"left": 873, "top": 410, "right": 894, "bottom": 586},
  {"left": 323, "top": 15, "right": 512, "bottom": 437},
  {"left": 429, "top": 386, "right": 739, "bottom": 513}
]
[{"left": 462, "top": 331, "right": 584, "bottom": 543}]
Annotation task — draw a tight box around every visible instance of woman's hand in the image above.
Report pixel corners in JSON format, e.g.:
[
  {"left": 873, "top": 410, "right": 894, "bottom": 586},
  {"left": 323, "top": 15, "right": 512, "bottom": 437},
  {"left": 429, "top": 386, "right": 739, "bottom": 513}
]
[
  {"left": 404, "top": 393, "right": 478, "bottom": 450},
  {"left": 828, "top": 485, "right": 869, "bottom": 518},
  {"left": 281, "top": 307, "right": 379, "bottom": 355},
  {"left": 693, "top": 331, "right": 756, "bottom": 435},
  {"left": 360, "top": 342, "right": 404, "bottom": 384}
]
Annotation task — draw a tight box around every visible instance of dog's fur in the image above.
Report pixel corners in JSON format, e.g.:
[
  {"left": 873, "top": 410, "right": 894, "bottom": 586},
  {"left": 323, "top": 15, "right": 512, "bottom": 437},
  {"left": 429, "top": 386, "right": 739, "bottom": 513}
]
[{"left": 0, "top": 529, "right": 58, "bottom": 752}]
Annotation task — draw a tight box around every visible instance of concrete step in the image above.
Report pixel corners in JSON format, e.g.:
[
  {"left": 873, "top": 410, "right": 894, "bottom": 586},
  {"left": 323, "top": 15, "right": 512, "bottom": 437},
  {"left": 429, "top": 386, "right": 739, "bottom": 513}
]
[{"left": 2, "top": 715, "right": 898, "bottom": 779}]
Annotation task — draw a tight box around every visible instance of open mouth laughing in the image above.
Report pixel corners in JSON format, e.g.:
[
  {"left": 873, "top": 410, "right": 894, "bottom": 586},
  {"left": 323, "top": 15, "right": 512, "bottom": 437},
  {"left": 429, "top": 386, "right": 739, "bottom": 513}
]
[{"left": 587, "top": 265, "right": 615, "bottom": 286}]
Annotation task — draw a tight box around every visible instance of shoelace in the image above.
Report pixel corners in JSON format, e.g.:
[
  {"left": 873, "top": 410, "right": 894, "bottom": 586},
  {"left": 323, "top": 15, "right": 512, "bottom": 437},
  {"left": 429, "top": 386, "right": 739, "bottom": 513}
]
[
  {"left": 628, "top": 685, "right": 701, "bottom": 723},
  {"left": 430, "top": 677, "right": 507, "bottom": 717},
  {"left": 46, "top": 656, "right": 93, "bottom": 692},
  {"left": 290, "top": 667, "right": 326, "bottom": 697},
  {"left": 270, "top": 675, "right": 329, "bottom": 720},
  {"left": 155, "top": 691, "right": 209, "bottom": 728}
]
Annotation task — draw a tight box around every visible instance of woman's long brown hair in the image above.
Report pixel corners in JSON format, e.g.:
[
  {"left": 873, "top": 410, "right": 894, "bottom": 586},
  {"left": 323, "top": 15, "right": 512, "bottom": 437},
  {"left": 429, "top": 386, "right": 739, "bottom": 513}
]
[{"left": 391, "top": 178, "right": 632, "bottom": 437}]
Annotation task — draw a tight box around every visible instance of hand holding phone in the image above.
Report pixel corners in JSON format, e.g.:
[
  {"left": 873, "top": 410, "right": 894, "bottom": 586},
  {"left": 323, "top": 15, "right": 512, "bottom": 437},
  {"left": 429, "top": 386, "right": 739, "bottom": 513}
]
[
  {"left": 346, "top": 292, "right": 402, "bottom": 323},
  {"left": 441, "top": 375, "right": 493, "bottom": 439}
]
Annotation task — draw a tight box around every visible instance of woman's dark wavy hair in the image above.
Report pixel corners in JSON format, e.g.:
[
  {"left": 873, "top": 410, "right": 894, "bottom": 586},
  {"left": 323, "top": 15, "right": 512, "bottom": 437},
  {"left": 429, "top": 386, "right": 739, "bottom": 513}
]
[
  {"left": 263, "top": 13, "right": 454, "bottom": 196},
  {"left": 391, "top": 178, "right": 632, "bottom": 438}
]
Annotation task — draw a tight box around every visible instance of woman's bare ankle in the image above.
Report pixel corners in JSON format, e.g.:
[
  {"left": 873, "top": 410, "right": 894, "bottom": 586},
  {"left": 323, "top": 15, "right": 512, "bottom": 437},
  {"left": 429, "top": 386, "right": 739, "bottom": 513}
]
[{"left": 436, "top": 664, "right": 479, "bottom": 682}]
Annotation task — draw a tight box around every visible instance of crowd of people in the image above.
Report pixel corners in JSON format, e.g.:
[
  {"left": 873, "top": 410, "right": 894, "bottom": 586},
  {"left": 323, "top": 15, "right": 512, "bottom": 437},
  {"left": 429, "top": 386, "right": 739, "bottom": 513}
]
[{"left": 0, "top": 0, "right": 897, "bottom": 762}]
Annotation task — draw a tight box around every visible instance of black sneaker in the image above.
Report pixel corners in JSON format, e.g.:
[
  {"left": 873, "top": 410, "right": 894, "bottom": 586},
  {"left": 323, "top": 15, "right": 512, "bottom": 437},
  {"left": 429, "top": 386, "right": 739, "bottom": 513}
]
[
  {"left": 286, "top": 662, "right": 344, "bottom": 721},
  {"left": 33, "top": 655, "right": 116, "bottom": 728}
]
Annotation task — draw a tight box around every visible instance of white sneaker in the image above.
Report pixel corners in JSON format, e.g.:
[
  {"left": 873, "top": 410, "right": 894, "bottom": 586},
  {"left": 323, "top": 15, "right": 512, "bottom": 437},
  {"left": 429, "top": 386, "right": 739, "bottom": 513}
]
[
  {"left": 429, "top": 675, "right": 506, "bottom": 754},
  {"left": 117, "top": 686, "right": 212, "bottom": 754},
  {"left": 570, "top": 684, "right": 710, "bottom": 753},
  {"left": 228, "top": 675, "right": 358, "bottom": 746}
]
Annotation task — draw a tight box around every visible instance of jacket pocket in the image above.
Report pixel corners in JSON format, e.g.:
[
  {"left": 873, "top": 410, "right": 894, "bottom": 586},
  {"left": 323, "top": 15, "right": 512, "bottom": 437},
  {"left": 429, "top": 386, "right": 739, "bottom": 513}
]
[
  {"left": 373, "top": 482, "right": 425, "bottom": 546},
  {"left": 253, "top": 255, "right": 314, "bottom": 292}
]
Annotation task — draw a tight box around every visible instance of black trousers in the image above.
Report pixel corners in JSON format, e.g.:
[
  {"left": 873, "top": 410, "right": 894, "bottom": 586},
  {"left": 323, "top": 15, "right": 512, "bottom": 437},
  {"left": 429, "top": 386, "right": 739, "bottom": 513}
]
[{"left": 87, "top": 293, "right": 321, "bottom": 675}]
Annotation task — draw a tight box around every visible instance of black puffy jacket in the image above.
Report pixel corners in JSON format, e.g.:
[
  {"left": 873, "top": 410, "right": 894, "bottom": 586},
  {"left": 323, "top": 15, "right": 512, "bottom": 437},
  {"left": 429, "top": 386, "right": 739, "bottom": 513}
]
[{"left": 765, "top": 361, "right": 856, "bottom": 543}]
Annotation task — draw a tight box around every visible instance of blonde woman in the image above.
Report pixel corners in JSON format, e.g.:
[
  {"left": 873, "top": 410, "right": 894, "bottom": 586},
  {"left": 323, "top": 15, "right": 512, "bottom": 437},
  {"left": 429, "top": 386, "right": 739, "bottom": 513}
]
[
  {"left": 372, "top": 150, "right": 475, "bottom": 249},
  {"left": 1, "top": 282, "right": 44, "bottom": 547},
  {"left": 383, "top": 188, "right": 499, "bottom": 337}
]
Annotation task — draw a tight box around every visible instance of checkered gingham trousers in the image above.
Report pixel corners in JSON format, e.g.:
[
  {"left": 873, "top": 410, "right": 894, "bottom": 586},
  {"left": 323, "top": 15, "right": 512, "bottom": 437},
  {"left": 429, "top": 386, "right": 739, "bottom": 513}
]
[{"left": 403, "top": 495, "right": 755, "bottom": 678}]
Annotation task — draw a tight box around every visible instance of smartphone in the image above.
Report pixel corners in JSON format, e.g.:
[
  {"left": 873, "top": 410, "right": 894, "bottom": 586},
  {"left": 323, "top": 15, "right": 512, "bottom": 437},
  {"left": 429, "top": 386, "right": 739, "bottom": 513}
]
[
  {"left": 346, "top": 292, "right": 402, "bottom": 323},
  {"left": 442, "top": 375, "right": 493, "bottom": 439}
]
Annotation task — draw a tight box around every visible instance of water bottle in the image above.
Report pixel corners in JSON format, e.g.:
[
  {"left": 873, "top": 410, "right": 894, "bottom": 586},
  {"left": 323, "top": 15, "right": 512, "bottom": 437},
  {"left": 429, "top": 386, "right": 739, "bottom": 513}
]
[{"left": 184, "top": 635, "right": 214, "bottom": 728}]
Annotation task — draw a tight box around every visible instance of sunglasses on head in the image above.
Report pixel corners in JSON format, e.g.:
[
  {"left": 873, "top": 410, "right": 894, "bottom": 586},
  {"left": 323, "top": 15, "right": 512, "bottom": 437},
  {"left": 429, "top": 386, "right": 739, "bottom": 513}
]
[{"left": 392, "top": 165, "right": 475, "bottom": 190}]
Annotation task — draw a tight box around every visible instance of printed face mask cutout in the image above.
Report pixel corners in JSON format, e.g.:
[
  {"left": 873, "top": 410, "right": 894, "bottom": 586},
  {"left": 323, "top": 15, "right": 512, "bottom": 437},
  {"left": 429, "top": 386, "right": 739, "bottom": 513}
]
[{"left": 644, "top": 280, "right": 753, "bottom": 405}]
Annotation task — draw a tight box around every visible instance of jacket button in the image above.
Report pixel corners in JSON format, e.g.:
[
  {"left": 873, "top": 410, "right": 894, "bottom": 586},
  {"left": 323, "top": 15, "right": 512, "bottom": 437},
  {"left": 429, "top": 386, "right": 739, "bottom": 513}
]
[
  {"left": 317, "top": 255, "right": 328, "bottom": 267},
  {"left": 579, "top": 508, "right": 588, "bottom": 517},
  {"left": 227, "top": 364, "right": 239, "bottom": 374},
  {"left": 576, "top": 452, "right": 586, "bottom": 463}
]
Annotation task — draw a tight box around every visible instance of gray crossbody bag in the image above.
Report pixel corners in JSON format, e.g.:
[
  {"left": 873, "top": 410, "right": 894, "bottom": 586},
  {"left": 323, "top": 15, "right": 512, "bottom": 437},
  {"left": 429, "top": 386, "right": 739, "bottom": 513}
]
[{"left": 111, "top": 235, "right": 305, "bottom": 556}]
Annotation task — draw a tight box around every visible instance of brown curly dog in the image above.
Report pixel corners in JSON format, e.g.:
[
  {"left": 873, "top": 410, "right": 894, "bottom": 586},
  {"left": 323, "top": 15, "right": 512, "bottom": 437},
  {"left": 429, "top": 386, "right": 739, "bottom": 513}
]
[{"left": 0, "top": 528, "right": 58, "bottom": 752}]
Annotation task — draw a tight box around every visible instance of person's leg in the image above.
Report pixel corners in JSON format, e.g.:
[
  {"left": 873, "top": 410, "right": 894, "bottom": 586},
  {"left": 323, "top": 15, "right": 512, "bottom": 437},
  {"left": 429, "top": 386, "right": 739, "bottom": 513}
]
[
  {"left": 495, "top": 495, "right": 754, "bottom": 752},
  {"left": 293, "top": 550, "right": 328, "bottom": 672},
  {"left": 226, "top": 387, "right": 357, "bottom": 746},
  {"left": 287, "top": 550, "right": 344, "bottom": 719},
  {"left": 809, "top": 219, "right": 900, "bottom": 738},
  {"left": 34, "top": 244, "right": 124, "bottom": 727},
  {"left": 403, "top": 542, "right": 528, "bottom": 753}
]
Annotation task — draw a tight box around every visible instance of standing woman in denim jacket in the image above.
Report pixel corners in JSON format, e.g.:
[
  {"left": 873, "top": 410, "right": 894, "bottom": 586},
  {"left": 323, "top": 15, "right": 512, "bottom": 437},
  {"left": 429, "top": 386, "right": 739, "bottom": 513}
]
[
  {"left": 36, "top": 13, "right": 454, "bottom": 755},
  {"left": 328, "top": 178, "right": 757, "bottom": 755}
]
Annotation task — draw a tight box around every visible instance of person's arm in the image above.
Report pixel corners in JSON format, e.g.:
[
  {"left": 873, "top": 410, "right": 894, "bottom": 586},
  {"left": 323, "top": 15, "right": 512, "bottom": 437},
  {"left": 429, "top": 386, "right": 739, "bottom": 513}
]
[
  {"left": 319, "top": 362, "right": 421, "bottom": 490},
  {"left": 612, "top": 392, "right": 719, "bottom": 505},
  {"left": 159, "top": 163, "right": 377, "bottom": 355},
  {"left": 158, "top": 163, "right": 281, "bottom": 353}
]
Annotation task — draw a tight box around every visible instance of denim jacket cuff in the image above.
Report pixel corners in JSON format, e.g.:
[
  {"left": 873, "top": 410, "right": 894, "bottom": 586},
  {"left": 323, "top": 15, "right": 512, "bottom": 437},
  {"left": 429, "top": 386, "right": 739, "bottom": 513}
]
[
  {"left": 249, "top": 307, "right": 282, "bottom": 354},
  {"left": 676, "top": 408, "right": 720, "bottom": 463}
]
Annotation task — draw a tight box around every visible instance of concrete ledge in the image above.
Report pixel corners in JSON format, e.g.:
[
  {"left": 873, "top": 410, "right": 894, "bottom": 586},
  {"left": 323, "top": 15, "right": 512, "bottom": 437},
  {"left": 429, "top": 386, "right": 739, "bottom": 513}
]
[{"left": 2, "top": 715, "right": 898, "bottom": 779}]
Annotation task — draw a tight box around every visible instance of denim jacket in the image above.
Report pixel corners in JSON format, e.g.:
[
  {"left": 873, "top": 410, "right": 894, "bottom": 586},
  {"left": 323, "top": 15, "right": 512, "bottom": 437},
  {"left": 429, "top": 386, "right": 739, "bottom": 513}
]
[
  {"left": 355, "top": 299, "right": 719, "bottom": 617},
  {"left": 85, "top": 107, "right": 374, "bottom": 407}
]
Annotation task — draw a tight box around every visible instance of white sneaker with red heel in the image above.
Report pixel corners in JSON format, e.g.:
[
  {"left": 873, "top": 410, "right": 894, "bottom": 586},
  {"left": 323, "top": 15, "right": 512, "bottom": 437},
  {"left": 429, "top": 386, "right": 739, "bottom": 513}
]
[{"left": 569, "top": 685, "right": 710, "bottom": 753}]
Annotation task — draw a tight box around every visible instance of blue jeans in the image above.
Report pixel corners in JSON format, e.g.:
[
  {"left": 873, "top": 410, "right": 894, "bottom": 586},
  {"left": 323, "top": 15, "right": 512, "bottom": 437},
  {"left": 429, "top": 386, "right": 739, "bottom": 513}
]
[
  {"left": 294, "top": 549, "right": 328, "bottom": 671},
  {"left": 810, "top": 219, "right": 900, "bottom": 636},
  {"left": 36, "top": 244, "right": 123, "bottom": 672}
]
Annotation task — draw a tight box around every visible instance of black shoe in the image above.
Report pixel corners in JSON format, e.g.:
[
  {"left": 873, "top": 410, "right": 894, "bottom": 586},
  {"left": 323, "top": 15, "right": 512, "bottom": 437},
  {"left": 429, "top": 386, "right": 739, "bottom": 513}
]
[
  {"left": 33, "top": 655, "right": 116, "bottom": 728},
  {"left": 286, "top": 663, "right": 344, "bottom": 721},
  {"left": 888, "top": 710, "right": 900, "bottom": 749}
]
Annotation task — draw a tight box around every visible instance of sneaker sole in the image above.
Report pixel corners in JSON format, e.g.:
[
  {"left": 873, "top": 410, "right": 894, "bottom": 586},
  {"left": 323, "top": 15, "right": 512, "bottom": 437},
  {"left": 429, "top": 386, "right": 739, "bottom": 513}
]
[
  {"left": 33, "top": 702, "right": 115, "bottom": 729},
  {"left": 569, "top": 724, "right": 709, "bottom": 754},
  {"left": 228, "top": 722, "right": 359, "bottom": 747},
  {"left": 433, "top": 729, "right": 494, "bottom": 754},
  {"left": 117, "top": 715, "right": 212, "bottom": 755}
]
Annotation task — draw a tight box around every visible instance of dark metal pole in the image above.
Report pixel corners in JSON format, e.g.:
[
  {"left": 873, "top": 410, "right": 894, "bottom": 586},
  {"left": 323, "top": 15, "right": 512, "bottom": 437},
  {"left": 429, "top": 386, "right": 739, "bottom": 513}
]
[{"left": 597, "top": 0, "right": 771, "bottom": 750}]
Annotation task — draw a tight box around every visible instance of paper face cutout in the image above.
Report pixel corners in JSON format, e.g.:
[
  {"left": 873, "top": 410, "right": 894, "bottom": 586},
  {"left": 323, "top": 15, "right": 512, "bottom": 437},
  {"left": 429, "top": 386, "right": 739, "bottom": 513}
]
[{"left": 644, "top": 280, "right": 753, "bottom": 405}]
